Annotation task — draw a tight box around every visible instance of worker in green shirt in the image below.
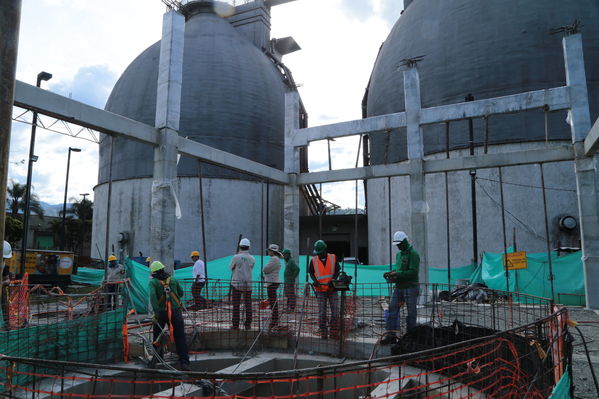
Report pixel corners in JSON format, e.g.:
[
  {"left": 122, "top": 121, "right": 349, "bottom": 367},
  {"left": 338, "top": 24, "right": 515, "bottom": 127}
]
[
  {"left": 148, "top": 261, "right": 190, "bottom": 370},
  {"left": 282, "top": 248, "right": 299, "bottom": 311},
  {"left": 381, "top": 231, "right": 420, "bottom": 345}
]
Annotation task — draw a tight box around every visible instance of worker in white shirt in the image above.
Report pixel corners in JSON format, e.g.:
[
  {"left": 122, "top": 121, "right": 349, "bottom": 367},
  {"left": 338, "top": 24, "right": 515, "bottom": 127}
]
[{"left": 190, "top": 250, "right": 207, "bottom": 309}]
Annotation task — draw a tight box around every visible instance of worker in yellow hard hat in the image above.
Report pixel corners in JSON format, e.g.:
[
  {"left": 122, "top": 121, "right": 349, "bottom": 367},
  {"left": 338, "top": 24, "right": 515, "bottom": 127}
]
[
  {"left": 104, "top": 254, "right": 124, "bottom": 310},
  {"left": 145, "top": 257, "right": 151, "bottom": 267},
  {"left": 190, "top": 250, "right": 207, "bottom": 310}
]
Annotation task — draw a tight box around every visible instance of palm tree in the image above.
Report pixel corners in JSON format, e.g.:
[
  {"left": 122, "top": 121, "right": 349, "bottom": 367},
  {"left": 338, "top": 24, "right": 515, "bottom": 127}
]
[
  {"left": 60, "top": 197, "right": 93, "bottom": 254},
  {"left": 66, "top": 197, "right": 93, "bottom": 220},
  {"left": 6, "top": 180, "right": 45, "bottom": 219}
]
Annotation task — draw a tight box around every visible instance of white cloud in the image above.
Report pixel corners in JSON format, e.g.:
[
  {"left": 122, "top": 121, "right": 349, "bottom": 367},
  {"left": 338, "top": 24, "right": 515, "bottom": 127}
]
[{"left": 10, "top": 0, "right": 403, "bottom": 208}]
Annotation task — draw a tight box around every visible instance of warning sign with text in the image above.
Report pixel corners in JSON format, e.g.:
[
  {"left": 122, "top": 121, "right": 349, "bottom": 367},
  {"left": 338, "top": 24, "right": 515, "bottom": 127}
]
[{"left": 503, "top": 251, "right": 528, "bottom": 270}]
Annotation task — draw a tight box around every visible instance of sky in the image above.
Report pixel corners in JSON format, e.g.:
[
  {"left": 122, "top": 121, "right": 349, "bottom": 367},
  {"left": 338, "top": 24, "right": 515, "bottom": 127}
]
[{"left": 8, "top": 0, "right": 404, "bottom": 209}]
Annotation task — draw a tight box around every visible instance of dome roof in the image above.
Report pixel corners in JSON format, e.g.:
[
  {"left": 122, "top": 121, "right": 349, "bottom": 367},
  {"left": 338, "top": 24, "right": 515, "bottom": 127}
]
[
  {"left": 99, "top": 5, "right": 286, "bottom": 182},
  {"left": 366, "top": 0, "right": 599, "bottom": 163}
]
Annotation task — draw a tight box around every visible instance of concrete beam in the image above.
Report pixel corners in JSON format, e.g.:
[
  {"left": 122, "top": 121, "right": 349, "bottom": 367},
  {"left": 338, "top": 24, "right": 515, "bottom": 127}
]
[
  {"left": 177, "top": 138, "right": 289, "bottom": 184},
  {"left": 14, "top": 80, "right": 159, "bottom": 145},
  {"left": 563, "top": 33, "right": 592, "bottom": 142},
  {"left": 284, "top": 91, "right": 301, "bottom": 258},
  {"left": 296, "top": 146, "right": 575, "bottom": 185},
  {"left": 420, "top": 86, "right": 571, "bottom": 125},
  {"left": 291, "top": 111, "right": 406, "bottom": 147},
  {"left": 584, "top": 118, "right": 599, "bottom": 156}
]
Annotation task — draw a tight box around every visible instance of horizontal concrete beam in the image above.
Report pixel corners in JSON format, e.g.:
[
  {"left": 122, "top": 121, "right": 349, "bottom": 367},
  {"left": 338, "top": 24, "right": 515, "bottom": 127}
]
[
  {"left": 177, "top": 137, "right": 289, "bottom": 184},
  {"left": 297, "top": 145, "right": 575, "bottom": 184},
  {"left": 14, "top": 80, "right": 159, "bottom": 145},
  {"left": 584, "top": 118, "right": 599, "bottom": 156},
  {"left": 292, "top": 112, "right": 406, "bottom": 147},
  {"left": 420, "top": 86, "right": 571, "bottom": 125}
]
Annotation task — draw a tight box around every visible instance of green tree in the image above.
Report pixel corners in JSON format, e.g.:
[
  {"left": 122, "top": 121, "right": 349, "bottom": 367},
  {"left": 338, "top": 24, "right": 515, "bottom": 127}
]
[
  {"left": 4, "top": 216, "right": 23, "bottom": 246},
  {"left": 59, "top": 197, "right": 93, "bottom": 253},
  {"left": 7, "top": 180, "right": 45, "bottom": 219}
]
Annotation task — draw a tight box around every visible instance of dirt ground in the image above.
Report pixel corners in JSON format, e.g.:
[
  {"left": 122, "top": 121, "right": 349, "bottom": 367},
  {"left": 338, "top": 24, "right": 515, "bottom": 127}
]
[{"left": 565, "top": 307, "right": 599, "bottom": 399}]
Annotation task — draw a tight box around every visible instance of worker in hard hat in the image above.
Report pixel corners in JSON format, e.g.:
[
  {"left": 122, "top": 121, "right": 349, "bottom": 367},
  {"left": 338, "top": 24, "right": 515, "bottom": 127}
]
[
  {"left": 229, "top": 238, "right": 255, "bottom": 330},
  {"left": 2, "top": 241, "right": 13, "bottom": 328},
  {"left": 263, "top": 244, "right": 282, "bottom": 330},
  {"left": 282, "top": 248, "right": 299, "bottom": 312},
  {"left": 145, "top": 257, "right": 151, "bottom": 267},
  {"left": 105, "top": 254, "right": 125, "bottom": 310},
  {"left": 148, "top": 261, "right": 190, "bottom": 370},
  {"left": 381, "top": 231, "right": 420, "bottom": 345},
  {"left": 309, "top": 240, "right": 341, "bottom": 340},
  {"left": 190, "top": 250, "right": 207, "bottom": 310}
]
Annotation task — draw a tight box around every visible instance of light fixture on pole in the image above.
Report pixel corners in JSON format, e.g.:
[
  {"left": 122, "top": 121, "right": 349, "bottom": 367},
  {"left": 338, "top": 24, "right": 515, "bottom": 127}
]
[
  {"left": 60, "top": 147, "right": 81, "bottom": 251},
  {"left": 20, "top": 71, "right": 52, "bottom": 276}
]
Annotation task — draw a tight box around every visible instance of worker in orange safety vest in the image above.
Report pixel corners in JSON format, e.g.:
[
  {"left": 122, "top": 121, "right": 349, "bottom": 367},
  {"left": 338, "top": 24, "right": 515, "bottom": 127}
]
[{"left": 308, "top": 240, "right": 341, "bottom": 340}]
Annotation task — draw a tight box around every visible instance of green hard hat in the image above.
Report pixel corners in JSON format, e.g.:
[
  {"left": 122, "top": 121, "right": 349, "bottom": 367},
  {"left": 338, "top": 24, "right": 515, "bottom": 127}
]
[
  {"left": 150, "top": 261, "right": 165, "bottom": 273},
  {"left": 282, "top": 248, "right": 291, "bottom": 255},
  {"left": 313, "top": 240, "right": 327, "bottom": 255}
]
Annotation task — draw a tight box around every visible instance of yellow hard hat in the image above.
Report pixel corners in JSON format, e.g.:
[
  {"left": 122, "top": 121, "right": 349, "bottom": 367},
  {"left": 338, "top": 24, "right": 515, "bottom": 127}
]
[
  {"left": 146, "top": 257, "right": 151, "bottom": 263},
  {"left": 108, "top": 255, "right": 117, "bottom": 262},
  {"left": 190, "top": 250, "right": 200, "bottom": 258}
]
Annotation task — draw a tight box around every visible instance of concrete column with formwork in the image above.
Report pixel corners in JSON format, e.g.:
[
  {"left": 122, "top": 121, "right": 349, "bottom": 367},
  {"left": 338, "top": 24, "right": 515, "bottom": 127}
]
[
  {"left": 151, "top": 9, "right": 185, "bottom": 273},
  {"left": 403, "top": 65, "right": 428, "bottom": 284},
  {"left": 284, "top": 91, "right": 301, "bottom": 261},
  {"left": 563, "top": 33, "right": 599, "bottom": 309}
]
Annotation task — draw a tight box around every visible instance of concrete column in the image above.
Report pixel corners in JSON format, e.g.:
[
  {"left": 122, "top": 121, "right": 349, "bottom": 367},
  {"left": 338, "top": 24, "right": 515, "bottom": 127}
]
[
  {"left": 403, "top": 66, "right": 428, "bottom": 284},
  {"left": 563, "top": 33, "right": 599, "bottom": 309},
  {"left": 284, "top": 91, "right": 300, "bottom": 260},
  {"left": 151, "top": 10, "right": 185, "bottom": 272},
  {"left": 0, "top": 1, "right": 22, "bottom": 244}
]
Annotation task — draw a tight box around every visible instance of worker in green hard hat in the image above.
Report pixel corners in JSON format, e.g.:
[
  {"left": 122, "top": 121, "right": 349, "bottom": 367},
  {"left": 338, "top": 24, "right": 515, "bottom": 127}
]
[
  {"left": 308, "top": 240, "right": 341, "bottom": 340},
  {"left": 148, "top": 261, "right": 190, "bottom": 370},
  {"left": 381, "top": 231, "right": 420, "bottom": 345},
  {"left": 282, "top": 248, "right": 299, "bottom": 312}
]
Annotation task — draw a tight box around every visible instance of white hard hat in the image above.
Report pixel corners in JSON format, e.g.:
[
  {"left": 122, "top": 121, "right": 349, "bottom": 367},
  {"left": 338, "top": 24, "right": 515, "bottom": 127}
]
[
  {"left": 392, "top": 231, "right": 408, "bottom": 245},
  {"left": 239, "top": 238, "right": 251, "bottom": 248},
  {"left": 3, "top": 241, "right": 12, "bottom": 259}
]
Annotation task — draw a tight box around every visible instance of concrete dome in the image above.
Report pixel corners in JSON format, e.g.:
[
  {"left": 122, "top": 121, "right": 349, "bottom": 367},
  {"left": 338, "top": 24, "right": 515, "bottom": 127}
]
[
  {"left": 99, "top": 3, "right": 286, "bottom": 182},
  {"left": 366, "top": 0, "right": 599, "bottom": 164}
]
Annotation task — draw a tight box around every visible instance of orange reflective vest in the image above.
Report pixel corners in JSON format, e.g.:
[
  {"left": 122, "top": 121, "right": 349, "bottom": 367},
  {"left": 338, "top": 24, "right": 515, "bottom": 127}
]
[{"left": 312, "top": 254, "right": 336, "bottom": 292}]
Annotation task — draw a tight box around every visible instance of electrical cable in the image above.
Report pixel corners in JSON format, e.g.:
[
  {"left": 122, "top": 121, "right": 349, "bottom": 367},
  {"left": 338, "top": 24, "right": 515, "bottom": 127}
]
[{"left": 572, "top": 325, "right": 599, "bottom": 397}]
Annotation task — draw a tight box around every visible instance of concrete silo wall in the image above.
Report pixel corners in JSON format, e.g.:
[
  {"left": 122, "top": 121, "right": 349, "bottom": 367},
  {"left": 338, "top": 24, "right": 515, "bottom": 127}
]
[{"left": 92, "top": 177, "right": 284, "bottom": 264}]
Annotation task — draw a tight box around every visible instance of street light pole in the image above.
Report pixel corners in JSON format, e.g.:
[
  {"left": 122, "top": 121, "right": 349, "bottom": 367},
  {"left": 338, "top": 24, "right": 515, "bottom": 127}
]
[
  {"left": 60, "top": 147, "right": 81, "bottom": 251},
  {"left": 20, "top": 71, "right": 52, "bottom": 276}
]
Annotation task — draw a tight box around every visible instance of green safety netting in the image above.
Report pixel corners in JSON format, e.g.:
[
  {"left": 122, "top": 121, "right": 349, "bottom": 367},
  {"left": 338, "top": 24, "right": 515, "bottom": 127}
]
[
  {"left": 549, "top": 370, "right": 572, "bottom": 399},
  {"left": 72, "top": 250, "right": 585, "bottom": 308}
]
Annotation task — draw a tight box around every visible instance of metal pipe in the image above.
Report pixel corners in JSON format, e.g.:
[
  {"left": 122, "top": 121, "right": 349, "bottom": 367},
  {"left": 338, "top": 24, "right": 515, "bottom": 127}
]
[
  {"left": 61, "top": 147, "right": 81, "bottom": 251},
  {"left": 388, "top": 176, "right": 392, "bottom": 271},
  {"left": 540, "top": 164, "right": 555, "bottom": 301},
  {"left": 0, "top": 0, "right": 22, "bottom": 249},
  {"left": 354, "top": 135, "right": 362, "bottom": 266},
  {"left": 21, "top": 71, "right": 52, "bottom": 275},
  {"left": 499, "top": 167, "right": 509, "bottom": 292},
  {"left": 465, "top": 94, "right": 478, "bottom": 267},
  {"left": 445, "top": 122, "right": 450, "bottom": 287},
  {"left": 318, "top": 183, "right": 323, "bottom": 239},
  {"left": 198, "top": 161, "right": 207, "bottom": 279},
  {"left": 483, "top": 115, "right": 489, "bottom": 154},
  {"left": 266, "top": 180, "right": 270, "bottom": 247}
]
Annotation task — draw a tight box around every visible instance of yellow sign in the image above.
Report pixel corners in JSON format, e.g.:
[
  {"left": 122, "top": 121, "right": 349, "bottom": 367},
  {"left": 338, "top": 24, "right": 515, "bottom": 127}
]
[
  {"left": 6, "top": 250, "right": 75, "bottom": 276},
  {"left": 503, "top": 251, "right": 527, "bottom": 270}
]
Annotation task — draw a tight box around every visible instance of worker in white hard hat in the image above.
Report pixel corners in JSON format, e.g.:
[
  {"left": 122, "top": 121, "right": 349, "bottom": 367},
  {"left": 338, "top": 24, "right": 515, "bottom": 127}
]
[
  {"left": 229, "top": 238, "right": 255, "bottom": 330},
  {"left": 105, "top": 254, "right": 125, "bottom": 310},
  {"left": 381, "top": 231, "right": 420, "bottom": 345},
  {"left": 263, "top": 244, "right": 283, "bottom": 331},
  {"left": 190, "top": 250, "right": 207, "bottom": 309},
  {"left": 2, "top": 241, "right": 13, "bottom": 328}
]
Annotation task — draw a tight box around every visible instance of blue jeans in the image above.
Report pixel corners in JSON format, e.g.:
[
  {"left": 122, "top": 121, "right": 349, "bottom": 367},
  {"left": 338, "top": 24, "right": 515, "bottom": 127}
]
[
  {"left": 386, "top": 285, "right": 419, "bottom": 334},
  {"left": 316, "top": 291, "right": 339, "bottom": 335}
]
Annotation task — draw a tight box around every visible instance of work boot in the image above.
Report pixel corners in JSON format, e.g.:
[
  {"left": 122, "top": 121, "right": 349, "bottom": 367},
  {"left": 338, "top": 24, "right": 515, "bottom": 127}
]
[{"left": 380, "top": 333, "right": 398, "bottom": 345}]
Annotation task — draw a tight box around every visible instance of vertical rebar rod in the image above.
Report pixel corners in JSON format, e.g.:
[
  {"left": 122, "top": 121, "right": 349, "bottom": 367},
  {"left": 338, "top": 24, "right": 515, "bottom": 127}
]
[
  {"left": 198, "top": 161, "right": 208, "bottom": 279},
  {"left": 499, "top": 167, "right": 509, "bottom": 292},
  {"left": 319, "top": 183, "right": 323, "bottom": 239},
  {"left": 266, "top": 180, "right": 270, "bottom": 247},
  {"left": 540, "top": 164, "right": 556, "bottom": 301},
  {"left": 388, "top": 176, "right": 392, "bottom": 271},
  {"left": 445, "top": 122, "right": 451, "bottom": 287},
  {"left": 483, "top": 115, "right": 489, "bottom": 154},
  {"left": 466, "top": 94, "right": 478, "bottom": 267}
]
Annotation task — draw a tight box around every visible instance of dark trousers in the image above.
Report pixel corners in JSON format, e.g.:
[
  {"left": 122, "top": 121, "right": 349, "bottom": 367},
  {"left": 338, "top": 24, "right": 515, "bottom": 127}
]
[
  {"left": 316, "top": 290, "right": 339, "bottom": 337},
  {"left": 191, "top": 281, "right": 207, "bottom": 308},
  {"left": 284, "top": 283, "right": 296, "bottom": 310},
  {"left": 266, "top": 283, "right": 280, "bottom": 326},
  {"left": 153, "top": 307, "right": 189, "bottom": 366},
  {"left": 106, "top": 284, "right": 119, "bottom": 310},
  {"left": 231, "top": 285, "right": 252, "bottom": 329}
]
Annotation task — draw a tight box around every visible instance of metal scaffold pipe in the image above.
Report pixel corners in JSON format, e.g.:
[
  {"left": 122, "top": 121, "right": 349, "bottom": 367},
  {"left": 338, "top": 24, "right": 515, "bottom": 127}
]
[{"left": 0, "top": 1, "right": 22, "bottom": 244}]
